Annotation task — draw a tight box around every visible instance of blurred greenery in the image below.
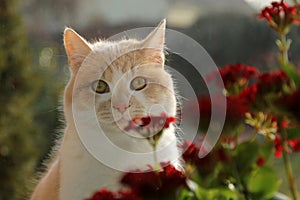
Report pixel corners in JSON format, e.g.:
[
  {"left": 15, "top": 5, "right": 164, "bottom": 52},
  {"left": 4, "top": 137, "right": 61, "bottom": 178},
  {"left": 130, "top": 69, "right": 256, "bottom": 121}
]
[
  {"left": 0, "top": 0, "right": 64, "bottom": 199},
  {"left": 0, "top": 0, "right": 43, "bottom": 199}
]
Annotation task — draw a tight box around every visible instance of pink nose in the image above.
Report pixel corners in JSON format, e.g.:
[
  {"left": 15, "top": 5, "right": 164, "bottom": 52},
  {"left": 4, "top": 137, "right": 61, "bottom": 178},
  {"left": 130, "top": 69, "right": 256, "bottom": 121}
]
[{"left": 113, "top": 104, "right": 130, "bottom": 114}]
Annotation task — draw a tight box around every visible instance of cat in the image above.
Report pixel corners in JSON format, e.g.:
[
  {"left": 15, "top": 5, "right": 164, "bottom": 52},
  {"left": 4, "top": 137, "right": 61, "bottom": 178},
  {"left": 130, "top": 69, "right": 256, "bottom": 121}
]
[{"left": 30, "top": 19, "right": 181, "bottom": 200}]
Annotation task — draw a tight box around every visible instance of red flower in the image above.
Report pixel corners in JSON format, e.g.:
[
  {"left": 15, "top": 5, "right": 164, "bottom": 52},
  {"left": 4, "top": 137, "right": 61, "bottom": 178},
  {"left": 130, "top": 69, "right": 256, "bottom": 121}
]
[
  {"left": 274, "top": 137, "right": 300, "bottom": 158},
  {"left": 257, "top": 70, "right": 289, "bottom": 93},
  {"left": 124, "top": 113, "right": 176, "bottom": 135},
  {"left": 197, "top": 94, "right": 249, "bottom": 133},
  {"left": 161, "top": 113, "right": 176, "bottom": 128},
  {"left": 85, "top": 189, "right": 140, "bottom": 200},
  {"left": 132, "top": 116, "right": 151, "bottom": 127},
  {"left": 86, "top": 189, "right": 114, "bottom": 200},
  {"left": 220, "top": 64, "right": 258, "bottom": 86},
  {"left": 289, "top": 139, "right": 300, "bottom": 152},
  {"left": 237, "top": 69, "right": 290, "bottom": 109},
  {"left": 181, "top": 141, "right": 203, "bottom": 165},
  {"left": 120, "top": 163, "right": 186, "bottom": 198},
  {"left": 278, "top": 88, "right": 300, "bottom": 121},
  {"left": 226, "top": 95, "right": 249, "bottom": 121},
  {"left": 206, "top": 63, "right": 258, "bottom": 92},
  {"left": 117, "top": 190, "right": 141, "bottom": 200},
  {"left": 256, "top": 157, "right": 266, "bottom": 167},
  {"left": 181, "top": 141, "right": 230, "bottom": 176},
  {"left": 239, "top": 84, "right": 258, "bottom": 105},
  {"left": 259, "top": 0, "right": 300, "bottom": 32}
]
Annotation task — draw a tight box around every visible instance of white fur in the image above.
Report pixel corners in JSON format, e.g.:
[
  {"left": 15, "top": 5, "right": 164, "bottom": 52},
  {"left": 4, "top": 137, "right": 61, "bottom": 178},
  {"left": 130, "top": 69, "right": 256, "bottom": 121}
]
[{"left": 59, "top": 123, "right": 180, "bottom": 200}]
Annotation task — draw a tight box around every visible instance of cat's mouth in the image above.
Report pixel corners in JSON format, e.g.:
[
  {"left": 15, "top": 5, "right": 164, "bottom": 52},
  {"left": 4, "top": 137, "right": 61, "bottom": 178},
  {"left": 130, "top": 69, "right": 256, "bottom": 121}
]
[
  {"left": 116, "top": 117, "right": 127, "bottom": 123},
  {"left": 115, "top": 117, "right": 144, "bottom": 137},
  {"left": 114, "top": 117, "right": 130, "bottom": 128}
]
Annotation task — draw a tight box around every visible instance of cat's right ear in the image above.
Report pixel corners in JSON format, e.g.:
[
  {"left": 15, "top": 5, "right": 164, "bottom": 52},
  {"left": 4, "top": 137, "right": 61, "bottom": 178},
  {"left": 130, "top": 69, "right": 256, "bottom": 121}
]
[{"left": 64, "top": 28, "right": 92, "bottom": 73}]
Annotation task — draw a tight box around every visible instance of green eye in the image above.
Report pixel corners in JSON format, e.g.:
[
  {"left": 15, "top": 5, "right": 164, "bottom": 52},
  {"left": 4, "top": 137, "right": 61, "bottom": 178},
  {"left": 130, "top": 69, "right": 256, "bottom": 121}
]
[
  {"left": 130, "top": 76, "right": 147, "bottom": 91},
  {"left": 93, "top": 80, "right": 110, "bottom": 94}
]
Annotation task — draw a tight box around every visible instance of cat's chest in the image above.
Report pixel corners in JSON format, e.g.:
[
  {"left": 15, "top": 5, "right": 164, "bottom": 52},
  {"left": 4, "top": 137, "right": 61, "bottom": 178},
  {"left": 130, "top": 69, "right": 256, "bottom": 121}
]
[
  {"left": 59, "top": 126, "right": 179, "bottom": 200},
  {"left": 59, "top": 129, "right": 121, "bottom": 199},
  {"left": 59, "top": 127, "right": 153, "bottom": 200}
]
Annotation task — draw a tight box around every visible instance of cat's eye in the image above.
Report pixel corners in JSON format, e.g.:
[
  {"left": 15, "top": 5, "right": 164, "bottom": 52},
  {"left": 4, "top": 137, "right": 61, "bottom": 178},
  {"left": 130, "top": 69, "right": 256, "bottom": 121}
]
[
  {"left": 130, "top": 76, "right": 147, "bottom": 91},
  {"left": 93, "top": 80, "right": 110, "bottom": 94}
]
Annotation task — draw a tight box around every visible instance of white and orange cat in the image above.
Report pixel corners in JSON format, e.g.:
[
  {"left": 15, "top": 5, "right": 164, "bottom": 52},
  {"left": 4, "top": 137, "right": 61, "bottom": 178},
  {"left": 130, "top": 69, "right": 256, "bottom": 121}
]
[{"left": 30, "top": 19, "right": 181, "bottom": 200}]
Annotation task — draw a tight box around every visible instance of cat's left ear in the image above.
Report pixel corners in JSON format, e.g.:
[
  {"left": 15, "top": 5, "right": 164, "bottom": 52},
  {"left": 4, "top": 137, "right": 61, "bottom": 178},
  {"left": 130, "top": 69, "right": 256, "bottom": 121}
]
[
  {"left": 141, "top": 19, "right": 166, "bottom": 64},
  {"left": 64, "top": 28, "right": 92, "bottom": 74}
]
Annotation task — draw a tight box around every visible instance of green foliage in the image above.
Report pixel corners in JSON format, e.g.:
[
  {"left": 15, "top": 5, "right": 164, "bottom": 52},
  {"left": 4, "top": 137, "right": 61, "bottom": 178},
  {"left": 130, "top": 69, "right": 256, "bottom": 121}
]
[
  {"left": 178, "top": 141, "right": 281, "bottom": 200},
  {"left": 30, "top": 45, "right": 65, "bottom": 165},
  {"left": 281, "top": 62, "right": 300, "bottom": 87},
  {"left": 247, "top": 167, "right": 281, "bottom": 199},
  {"left": 0, "top": 0, "right": 44, "bottom": 199},
  {"left": 195, "top": 187, "right": 243, "bottom": 200},
  {"left": 234, "top": 141, "right": 259, "bottom": 173}
]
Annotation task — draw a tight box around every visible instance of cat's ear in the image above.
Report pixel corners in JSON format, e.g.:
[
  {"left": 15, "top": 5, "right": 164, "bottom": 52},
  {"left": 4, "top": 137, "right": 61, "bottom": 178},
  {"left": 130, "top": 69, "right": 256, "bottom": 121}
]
[
  {"left": 64, "top": 28, "right": 92, "bottom": 73},
  {"left": 141, "top": 19, "right": 166, "bottom": 64}
]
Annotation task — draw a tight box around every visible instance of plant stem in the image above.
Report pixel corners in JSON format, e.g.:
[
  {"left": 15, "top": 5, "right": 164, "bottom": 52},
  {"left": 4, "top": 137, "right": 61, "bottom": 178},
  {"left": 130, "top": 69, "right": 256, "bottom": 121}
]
[
  {"left": 279, "top": 119, "right": 299, "bottom": 200},
  {"left": 228, "top": 149, "right": 251, "bottom": 200},
  {"left": 276, "top": 28, "right": 298, "bottom": 199},
  {"left": 249, "top": 129, "right": 258, "bottom": 142},
  {"left": 153, "top": 143, "right": 158, "bottom": 167},
  {"left": 278, "top": 33, "right": 290, "bottom": 65},
  {"left": 149, "top": 135, "right": 160, "bottom": 171}
]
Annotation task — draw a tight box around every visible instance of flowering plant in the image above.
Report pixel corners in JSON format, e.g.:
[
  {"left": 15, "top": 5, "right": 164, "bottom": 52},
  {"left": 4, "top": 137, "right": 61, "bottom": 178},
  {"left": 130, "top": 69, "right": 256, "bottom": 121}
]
[
  {"left": 86, "top": 1, "right": 300, "bottom": 199},
  {"left": 85, "top": 163, "right": 187, "bottom": 200}
]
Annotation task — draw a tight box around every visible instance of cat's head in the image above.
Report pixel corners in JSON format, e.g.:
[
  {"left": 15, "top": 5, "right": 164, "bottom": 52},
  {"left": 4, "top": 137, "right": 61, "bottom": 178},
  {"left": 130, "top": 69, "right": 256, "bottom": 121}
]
[{"left": 63, "top": 20, "right": 176, "bottom": 134}]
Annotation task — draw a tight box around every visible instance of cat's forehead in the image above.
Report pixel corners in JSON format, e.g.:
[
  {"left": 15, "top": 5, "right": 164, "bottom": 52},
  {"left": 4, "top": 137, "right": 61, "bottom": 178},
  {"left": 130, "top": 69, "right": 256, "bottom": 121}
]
[
  {"left": 86, "top": 48, "right": 162, "bottom": 82},
  {"left": 78, "top": 38, "right": 164, "bottom": 85},
  {"left": 92, "top": 39, "right": 141, "bottom": 51}
]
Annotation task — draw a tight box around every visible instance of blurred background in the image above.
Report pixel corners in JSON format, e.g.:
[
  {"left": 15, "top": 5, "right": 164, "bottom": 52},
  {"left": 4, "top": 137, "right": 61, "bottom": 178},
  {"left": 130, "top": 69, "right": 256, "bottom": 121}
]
[{"left": 1, "top": 0, "right": 300, "bottom": 199}]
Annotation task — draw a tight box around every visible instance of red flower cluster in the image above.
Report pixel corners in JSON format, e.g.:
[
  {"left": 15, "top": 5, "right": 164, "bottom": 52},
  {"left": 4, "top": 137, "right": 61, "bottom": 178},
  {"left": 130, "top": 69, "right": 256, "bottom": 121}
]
[
  {"left": 226, "top": 95, "right": 249, "bottom": 121},
  {"left": 206, "top": 63, "right": 258, "bottom": 92},
  {"left": 181, "top": 141, "right": 203, "bottom": 166},
  {"left": 274, "top": 137, "right": 300, "bottom": 158},
  {"left": 206, "top": 65, "right": 289, "bottom": 120},
  {"left": 259, "top": 0, "right": 300, "bottom": 32},
  {"left": 220, "top": 63, "right": 258, "bottom": 86},
  {"left": 239, "top": 84, "right": 258, "bottom": 104},
  {"left": 181, "top": 141, "right": 229, "bottom": 175},
  {"left": 197, "top": 94, "right": 249, "bottom": 132},
  {"left": 85, "top": 189, "right": 140, "bottom": 200},
  {"left": 257, "top": 70, "right": 289, "bottom": 94},
  {"left": 86, "top": 163, "right": 186, "bottom": 200},
  {"left": 238, "top": 69, "right": 289, "bottom": 105},
  {"left": 120, "top": 163, "right": 186, "bottom": 198},
  {"left": 206, "top": 64, "right": 289, "bottom": 105},
  {"left": 278, "top": 88, "right": 300, "bottom": 120},
  {"left": 124, "top": 113, "right": 176, "bottom": 134}
]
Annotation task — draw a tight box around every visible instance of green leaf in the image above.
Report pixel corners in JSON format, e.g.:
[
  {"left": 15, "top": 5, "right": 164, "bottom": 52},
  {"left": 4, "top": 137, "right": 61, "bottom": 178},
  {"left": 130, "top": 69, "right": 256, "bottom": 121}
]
[
  {"left": 281, "top": 62, "right": 300, "bottom": 87},
  {"left": 247, "top": 166, "right": 281, "bottom": 199},
  {"left": 259, "top": 141, "right": 274, "bottom": 161},
  {"left": 177, "top": 188, "right": 197, "bottom": 200},
  {"left": 195, "top": 186, "right": 242, "bottom": 200},
  {"left": 286, "top": 127, "right": 300, "bottom": 140},
  {"left": 234, "top": 141, "right": 259, "bottom": 172}
]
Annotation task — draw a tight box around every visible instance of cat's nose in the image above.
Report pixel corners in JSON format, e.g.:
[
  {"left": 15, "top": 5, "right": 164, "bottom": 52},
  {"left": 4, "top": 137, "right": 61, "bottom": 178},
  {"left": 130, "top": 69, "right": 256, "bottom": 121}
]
[{"left": 113, "top": 104, "right": 130, "bottom": 114}]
